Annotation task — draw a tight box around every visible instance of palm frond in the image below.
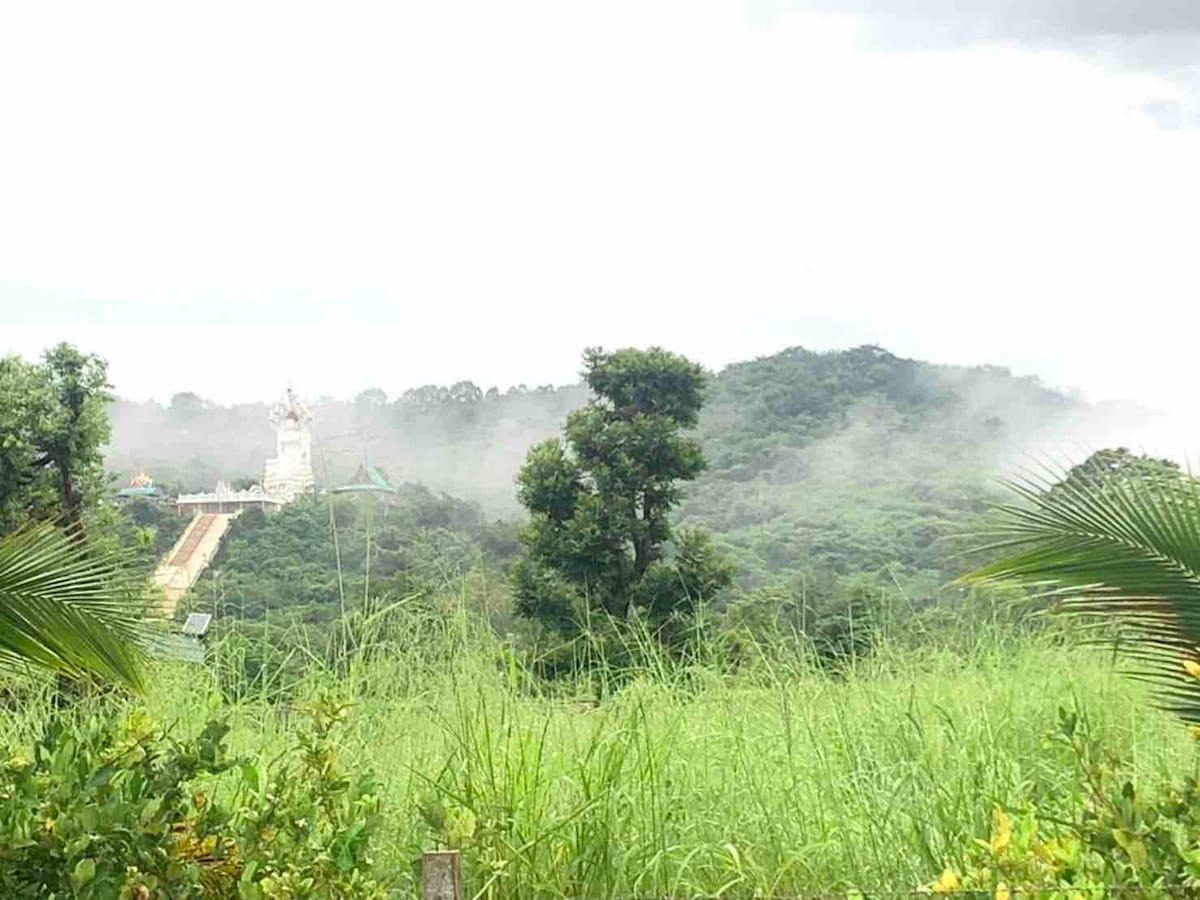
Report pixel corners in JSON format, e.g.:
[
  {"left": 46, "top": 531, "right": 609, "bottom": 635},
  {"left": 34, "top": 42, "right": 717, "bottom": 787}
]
[
  {"left": 0, "top": 524, "right": 152, "bottom": 692},
  {"left": 960, "top": 465, "right": 1200, "bottom": 724}
]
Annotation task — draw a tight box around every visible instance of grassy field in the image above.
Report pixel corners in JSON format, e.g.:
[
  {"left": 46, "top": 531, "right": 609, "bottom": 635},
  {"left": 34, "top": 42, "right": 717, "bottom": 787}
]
[{"left": 3, "top": 601, "right": 1193, "bottom": 898}]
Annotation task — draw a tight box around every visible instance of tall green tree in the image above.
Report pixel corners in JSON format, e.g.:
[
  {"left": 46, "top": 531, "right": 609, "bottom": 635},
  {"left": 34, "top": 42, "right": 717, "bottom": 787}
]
[
  {"left": 0, "top": 356, "right": 49, "bottom": 531},
  {"left": 0, "top": 344, "right": 112, "bottom": 534},
  {"left": 36, "top": 344, "right": 113, "bottom": 530},
  {"left": 513, "top": 347, "right": 732, "bottom": 637}
]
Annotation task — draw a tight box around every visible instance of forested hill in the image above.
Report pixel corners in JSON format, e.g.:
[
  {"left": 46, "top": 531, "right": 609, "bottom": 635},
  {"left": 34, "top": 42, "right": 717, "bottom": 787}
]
[
  {"left": 700, "top": 345, "right": 1075, "bottom": 468},
  {"left": 107, "top": 345, "right": 1112, "bottom": 590},
  {"left": 682, "top": 346, "right": 1086, "bottom": 589}
]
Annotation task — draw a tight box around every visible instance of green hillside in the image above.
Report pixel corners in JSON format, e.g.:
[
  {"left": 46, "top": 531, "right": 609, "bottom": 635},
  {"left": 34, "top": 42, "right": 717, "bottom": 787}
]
[
  {"left": 106, "top": 344, "right": 1096, "bottom": 654},
  {"left": 684, "top": 345, "right": 1078, "bottom": 584}
]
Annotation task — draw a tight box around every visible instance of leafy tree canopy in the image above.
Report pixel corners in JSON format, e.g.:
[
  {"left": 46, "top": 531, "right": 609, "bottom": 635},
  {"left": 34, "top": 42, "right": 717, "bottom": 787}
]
[
  {"left": 0, "top": 344, "right": 111, "bottom": 533},
  {"left": 513, "top": 348, "right": 732, "bottom": 637},
  {"left": 1049, "top": 447, "right": 1183, "bottom": 497},
  {"left": 191, "top": 483, "right": 517, "bottom": 625}
]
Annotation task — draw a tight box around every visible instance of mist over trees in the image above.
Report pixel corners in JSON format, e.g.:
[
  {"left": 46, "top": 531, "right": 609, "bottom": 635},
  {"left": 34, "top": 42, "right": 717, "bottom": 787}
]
[
  {"left": 108, "top": 380, "right": 589, "bottom": 510},
  {"left": 107, "top": 344, "right": 1093, "bottom": 519},
  {"left": 104, "top": 343, "right": 1137, "bottom": 656}
]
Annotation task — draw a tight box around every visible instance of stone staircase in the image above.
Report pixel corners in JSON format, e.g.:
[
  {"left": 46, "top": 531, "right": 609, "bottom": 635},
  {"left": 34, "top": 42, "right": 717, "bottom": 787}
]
[{"left": 153, "top": 513, "right": 234, "bottom": 614}]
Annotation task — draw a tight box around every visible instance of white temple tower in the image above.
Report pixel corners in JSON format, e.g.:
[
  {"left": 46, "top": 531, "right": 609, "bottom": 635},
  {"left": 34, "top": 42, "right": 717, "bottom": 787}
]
[{"left": 263, "top": 388, "right": 315, "bottom": 502}]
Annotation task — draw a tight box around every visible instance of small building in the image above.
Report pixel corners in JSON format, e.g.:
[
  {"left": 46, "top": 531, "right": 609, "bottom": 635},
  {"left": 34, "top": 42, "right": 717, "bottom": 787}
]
[
  {"left": 332, "top": 464, "right": 398, "bottom": 496},
  {"left": 115, "top": 470, "right": 167, "bottom": 502},
  {"left": 152, "top": 613, "right": 213, "bottom": 664},
  {"left": 175, "top": 480, "right": 286, "bottom": 516}
]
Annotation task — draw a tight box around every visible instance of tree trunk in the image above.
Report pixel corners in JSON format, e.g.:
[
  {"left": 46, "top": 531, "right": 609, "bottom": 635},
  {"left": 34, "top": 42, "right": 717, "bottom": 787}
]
[
  {"left": 56, "top": 455, "right": 83, "bottom": 537},
  {"left": 633, "top": 533, "right": 650, "bottom": 579},
  {"left": 633, "top": 496, "right": 662, "bottom": 579}
]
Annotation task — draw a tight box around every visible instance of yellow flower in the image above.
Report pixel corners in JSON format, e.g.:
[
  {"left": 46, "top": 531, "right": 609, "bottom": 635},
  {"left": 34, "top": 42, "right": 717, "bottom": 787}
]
[
  {"left": 1190, "top": 725, "right": 1200, "bottom": 742},
  {"left": 6, "top": 754, "right": 30, "bottom": 771},
  {"left": 931, "top": 868, "right": 961, "bottom": 894},
  {"left": 990, "top": 806, "right": 1012, "bottom": 855},
  {"left": 995, "top": 883, "right": 1010, "bottom": 900},
  {"left": 122, "top": 710, "right": 160, "bottom": 741},
  {"left": 1182, "top": 659, "right": 1200, "bottom": 679}
]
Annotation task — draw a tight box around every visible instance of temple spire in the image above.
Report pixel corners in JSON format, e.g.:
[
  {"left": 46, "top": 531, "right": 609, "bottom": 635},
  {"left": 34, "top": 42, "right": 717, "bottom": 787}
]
[{"left": 263, "top": 388, "right": 315, "bottom": 501}]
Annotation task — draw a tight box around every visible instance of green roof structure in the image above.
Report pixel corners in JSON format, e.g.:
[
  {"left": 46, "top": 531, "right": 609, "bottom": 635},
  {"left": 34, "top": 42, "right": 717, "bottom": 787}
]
[
  {"left": 115, "top": 470, "right": 167, "bottom": 500},
  {"left": 332, "top": 464, "right": 398, "bottom": 495}
]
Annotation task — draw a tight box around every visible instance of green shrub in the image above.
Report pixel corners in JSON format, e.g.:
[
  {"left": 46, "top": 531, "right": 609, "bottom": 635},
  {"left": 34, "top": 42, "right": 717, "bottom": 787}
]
[
  {"left": 232, "top": 695, "right": 386, "bottom": 899},
  {"left": 928, "top": 708, "right": 1200, "bottom": 894},
  {"left": 0, "top": 694, "right": 385, "bottom": 898}
]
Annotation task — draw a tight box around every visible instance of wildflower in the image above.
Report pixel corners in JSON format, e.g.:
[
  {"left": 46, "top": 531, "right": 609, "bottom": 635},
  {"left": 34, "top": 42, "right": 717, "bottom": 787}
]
[
  {"left": 1183, "top": 659, "right": 1200, "bottom": 679},
  {"left": 6, "top": 754, "right": 30, "bottom": 771},
  {"left": 1190, "top": 725, "right": 1200, "bottom": 742},
  {"left": 995, "top": 883, "right": 1010, "bottom": 900},
  {"left": 123, "top": 710, "right": 159, "bottom": 741},
  {"left": 989, "top": 807, "right": 1012, "bottom": 855},
  {"left": 931, "top": 868, "right": 961, "bottom": 893}
]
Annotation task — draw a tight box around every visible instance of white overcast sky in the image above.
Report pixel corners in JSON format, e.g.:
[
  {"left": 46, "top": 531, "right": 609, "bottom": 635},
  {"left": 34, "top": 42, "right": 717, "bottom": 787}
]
[{"left": 1, "top": 0, "right": 1198, "bottom": 420}]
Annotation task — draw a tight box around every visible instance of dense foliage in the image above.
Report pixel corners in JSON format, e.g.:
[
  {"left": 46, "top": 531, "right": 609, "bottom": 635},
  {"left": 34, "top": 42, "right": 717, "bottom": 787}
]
[
  {"left": 937, "top": 707, "right": 1200, "bottom": 893},
  {"left": 685, "top": 345, "right": 1076, "bottom": 580},
  {"left": 109, "top": 496, "right": 189, "bottom": 575},
  {"left": 1048, "top": 445, "right": 1183, "bottom": 496},
  {"left": 4, "top": 612, "right": 1191, "bottom": 897},
  {"left": 513, "top": 348, "right": 732, "bottom": 639},
  {"left": 0, "top": 343, "right": 112, "bottom": 533},
  {"left": 0, "top": 344, "right": 164, "bottom": 689},
  {"left": 0, "top": 345, "right": 391, "bottom": 892},
  {"left": 0, "top": 695, "right": 385, "bottom": 898},
  {"left": 191, "top": 485, "right": 517, "bottom": 626},
  {"left": 0, "top": 342, "right": 186, "bottom": 575},
  {"left": 106, "top": 343, "right": 1116, "bottom": 657}
]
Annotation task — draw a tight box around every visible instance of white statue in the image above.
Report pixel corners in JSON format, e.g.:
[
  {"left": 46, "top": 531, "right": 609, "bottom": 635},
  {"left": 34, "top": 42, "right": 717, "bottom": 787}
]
[{"left": 263, "top": 388, "right": 315, "bottom": 502}]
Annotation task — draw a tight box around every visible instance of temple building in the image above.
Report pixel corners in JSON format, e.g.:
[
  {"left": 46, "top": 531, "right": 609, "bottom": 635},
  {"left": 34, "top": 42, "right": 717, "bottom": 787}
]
[
  {"left": 171, "top": 388, "right": 316, "bottom": 517},
  {"left": 263, "top": 387, "right": 315, "bottom": 501},
  {"left": 175, "top": 480, "right": 285, "bottom": 516},
  {"left": 159, "top": 388, "right": 317, "bottom": 612},
  {"left": 115, "top": 470, "right": 167, "bottom": 502},
  {"left": 332, "top": 463, "right": 397, "bottom": 496}
]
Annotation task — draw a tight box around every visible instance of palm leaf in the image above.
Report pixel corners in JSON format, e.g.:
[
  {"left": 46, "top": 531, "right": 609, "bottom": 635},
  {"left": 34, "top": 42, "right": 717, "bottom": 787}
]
[
  {"left": 0, "top": 524, "right": 151, "bottom": 692},
  {"left": 960, "top": 465, "right": 1200, "bottom": 724}
]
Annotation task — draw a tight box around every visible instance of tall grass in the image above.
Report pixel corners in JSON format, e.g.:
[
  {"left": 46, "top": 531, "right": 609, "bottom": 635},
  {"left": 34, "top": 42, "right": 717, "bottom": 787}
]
[{"left": 1, "top": 590, "right": 1192, "bottom": 897}]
